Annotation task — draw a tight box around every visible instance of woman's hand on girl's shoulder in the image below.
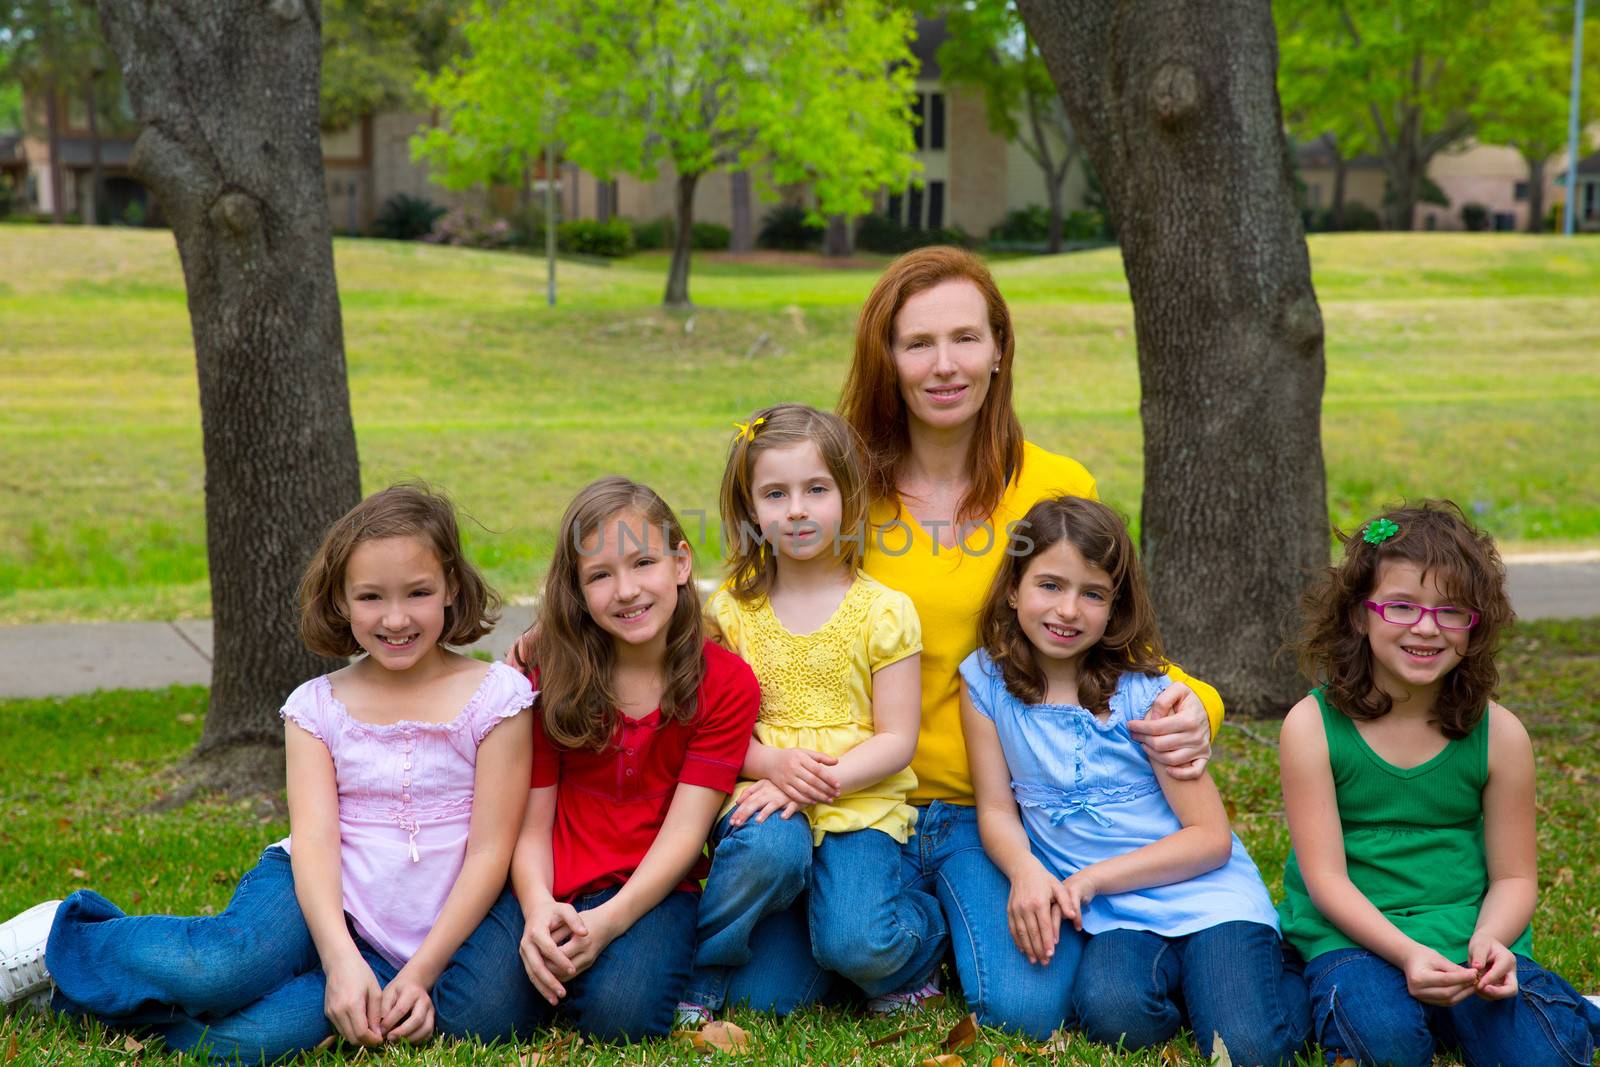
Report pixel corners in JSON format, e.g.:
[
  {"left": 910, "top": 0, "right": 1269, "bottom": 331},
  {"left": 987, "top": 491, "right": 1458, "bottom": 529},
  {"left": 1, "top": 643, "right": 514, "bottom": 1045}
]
[{"left": 1127, "top": 682, "right": 1211, "bottom": 780}]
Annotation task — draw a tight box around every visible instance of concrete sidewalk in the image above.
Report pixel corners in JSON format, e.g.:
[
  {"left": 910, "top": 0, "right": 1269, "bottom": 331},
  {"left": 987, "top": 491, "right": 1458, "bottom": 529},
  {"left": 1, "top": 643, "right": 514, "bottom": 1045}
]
[{"left": 2, "top": 557, "right": 1596, "bottom": 700}]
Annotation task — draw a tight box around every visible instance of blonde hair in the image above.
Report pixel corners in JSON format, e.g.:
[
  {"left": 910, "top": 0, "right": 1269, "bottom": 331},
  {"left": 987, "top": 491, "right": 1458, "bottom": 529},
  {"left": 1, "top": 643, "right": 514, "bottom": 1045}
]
[
  {"left": 718, "top": 403, "right": 868, "bottom": 603},
  {"left": 518, "top": 477, "right": 705, "bottom": 751},
  {"left": 298, "top": 484, "right": 498, "bottom": 658}
]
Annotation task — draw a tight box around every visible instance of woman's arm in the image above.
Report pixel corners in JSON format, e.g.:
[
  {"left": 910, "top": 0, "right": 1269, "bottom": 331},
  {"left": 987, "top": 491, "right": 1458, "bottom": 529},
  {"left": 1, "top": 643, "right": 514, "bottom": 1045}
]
[
  {"left": 284, "top": 723, "right": 383, "bottom": 1046},
  {"left": 1279, "top": 697, "right": 1477, "bottom": 1005},
  {"left": 959, "top": 682, "right": 1072, "bottom": 965},
  {"left": 1055, "top": 747, "right": 1233, "bottom": 928},
  {"left": 1468, "top": 703, "right": 1538, "bottom": 998},
  {"left": 1126, "top": 666, "right": 1222, "bottom": 780},
  {"left": 560, "top": 783, "right": 725, "bottom": 974},
  {"left": 379, "top": 710, "right": 534, "bottom": 1041},
  {"left": 828, "top": 654, "right": 920, "bottom": 796}
]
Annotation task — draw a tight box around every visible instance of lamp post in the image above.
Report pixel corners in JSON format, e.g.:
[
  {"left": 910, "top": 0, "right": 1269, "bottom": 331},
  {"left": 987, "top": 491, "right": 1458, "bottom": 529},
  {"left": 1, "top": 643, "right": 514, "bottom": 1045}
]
[{"left": 1564, "top": 0, "right": 1587, "bottom": 236}]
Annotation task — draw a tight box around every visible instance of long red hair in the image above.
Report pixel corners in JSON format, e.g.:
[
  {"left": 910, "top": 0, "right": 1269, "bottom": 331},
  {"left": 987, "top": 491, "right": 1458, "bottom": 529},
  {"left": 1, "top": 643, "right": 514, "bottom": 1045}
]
[{"left": 838, "top": 246, "right": 1024, "bottom": 527}]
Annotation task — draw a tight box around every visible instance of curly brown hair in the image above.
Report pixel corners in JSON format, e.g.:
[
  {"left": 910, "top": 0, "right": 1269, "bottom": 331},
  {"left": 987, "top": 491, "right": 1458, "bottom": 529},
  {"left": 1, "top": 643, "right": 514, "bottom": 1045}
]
[
  {"left": 978, "top": 495, "right": 1166, "bottom": 714},
  {"left": 298, "top": 484, "right": 499, "bottom": 658},
  {"left": 718, "top": 403, "right": 868, "bottom": 603},
  {"left": 1297, "top": 500, "right": 1513, "bottom": 738},
  {"left": 516, "top": 477, "right": 705, "bottom": 751}
]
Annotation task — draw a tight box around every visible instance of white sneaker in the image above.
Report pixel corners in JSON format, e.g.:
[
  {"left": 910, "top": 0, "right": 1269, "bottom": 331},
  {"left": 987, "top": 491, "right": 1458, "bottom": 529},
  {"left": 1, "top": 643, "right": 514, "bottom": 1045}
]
[
  {"left": 866, "top": 977, "right": 944, "bottom": 1015},
  {"left": 0, "top": 900, "right": 62, "bottom": 1008},
  {"left": 1586, "top": 994, "right": 1600, "bottom": 1010}
]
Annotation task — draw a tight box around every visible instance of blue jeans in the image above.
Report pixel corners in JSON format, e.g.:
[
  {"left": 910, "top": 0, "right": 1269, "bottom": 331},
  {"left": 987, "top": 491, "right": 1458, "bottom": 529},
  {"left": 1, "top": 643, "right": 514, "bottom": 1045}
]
[
  {"left": 688, "top": 812, "right": 947, "bottom": 1009},
  {"left": 1306, "top": 947, "right": 1600, "bottom": 1067},
  {"left": 45, "top": 846, "right": 529, "bottom": 1062},
  {"left": 1071, "top": 921, "right": 1309, "bottom": 1066}
]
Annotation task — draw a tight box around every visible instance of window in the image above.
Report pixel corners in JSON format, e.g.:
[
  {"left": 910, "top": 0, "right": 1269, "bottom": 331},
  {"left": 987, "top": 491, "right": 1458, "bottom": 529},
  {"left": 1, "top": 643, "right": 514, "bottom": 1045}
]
[
  {"left": 1306, "top": 183, "right": 1322, "bottom": 209},
  {"left": 929, "top": 93, "right": 946, "bottom": 151},
  {"left": 886, "top": 193, "right": 903, "bottom": 223},
  {"left": 911, "top": 95, "right": 925, "bottom": 151},
  {"left": 927, "top": 181, "right": 945, "bottom": 229},
  {"left": 1514, "top": 181, "right": 1529, "bottom": 202},
  {"left": 1493, "top": 211, "right": 1516, "bottom": 231},
  {"left": 907, "top": 186, "right": 924, "bottom": 230},
  {"left": 1584, "top": 180, "right": 1596, "bottom": 220},
  {"left": 909, "top": 92, "right": 946, "bottom": 153}
]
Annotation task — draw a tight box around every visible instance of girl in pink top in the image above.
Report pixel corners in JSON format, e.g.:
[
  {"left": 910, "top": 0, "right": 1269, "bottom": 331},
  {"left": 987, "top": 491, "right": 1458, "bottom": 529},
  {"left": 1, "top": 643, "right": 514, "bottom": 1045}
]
[{"left": 2, "top": 486, "right": 535, "bottom": 1061}]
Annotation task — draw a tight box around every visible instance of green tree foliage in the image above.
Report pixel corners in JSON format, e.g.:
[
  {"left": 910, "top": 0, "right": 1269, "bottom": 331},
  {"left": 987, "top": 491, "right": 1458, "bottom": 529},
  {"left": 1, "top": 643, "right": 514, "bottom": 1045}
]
[
  {"left": 1475, "top": 1, "right": 1600, "bottom": 231},
  {"left": 416, "top": 0, "right": 921, "bottom": 306},
  {"left": 1277, "top": 0, "right": 1502, "bottom": 230},
  {"left": 320, "top": 0, "right": 460, "bottom": 131},
  {"left": 933, "top": 0, "right": 1080, "bottom": 251}
]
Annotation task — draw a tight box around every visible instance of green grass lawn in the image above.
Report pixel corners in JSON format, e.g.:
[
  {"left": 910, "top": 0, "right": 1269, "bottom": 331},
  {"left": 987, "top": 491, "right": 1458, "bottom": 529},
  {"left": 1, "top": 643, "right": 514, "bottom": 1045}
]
[
  {"left": 2, "top": 618, "right": 1596, "bottom": 1065},
  {"left": 1, "top": 227, "right": 1598, "bottom": 624}
]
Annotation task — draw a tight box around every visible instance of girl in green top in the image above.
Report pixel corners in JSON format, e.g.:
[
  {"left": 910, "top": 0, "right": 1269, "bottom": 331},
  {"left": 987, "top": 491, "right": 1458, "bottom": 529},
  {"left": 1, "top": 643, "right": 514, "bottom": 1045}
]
[{"left": 1278, "top": 501, "right": 1599, "bottom": 1067}]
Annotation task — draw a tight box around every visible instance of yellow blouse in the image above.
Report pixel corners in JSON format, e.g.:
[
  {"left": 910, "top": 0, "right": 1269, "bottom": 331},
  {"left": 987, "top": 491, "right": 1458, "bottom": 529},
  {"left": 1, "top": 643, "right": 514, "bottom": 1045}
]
[
  {"left": 708, "top": 574, "right": 922, "bottom": 845},
  {"left": 862, "top": 441, "right": 1225, "bottom": 804}
]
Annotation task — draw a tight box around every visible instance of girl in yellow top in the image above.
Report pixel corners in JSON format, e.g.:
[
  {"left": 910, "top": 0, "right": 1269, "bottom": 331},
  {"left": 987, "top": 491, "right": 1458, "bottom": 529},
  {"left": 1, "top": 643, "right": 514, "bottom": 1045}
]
[
  {"left": 677, "top": 404, "right": 948, "bottom": 1024},
  {"left": 837, "top": 247, "right": 1225, "bottom": 1038}
]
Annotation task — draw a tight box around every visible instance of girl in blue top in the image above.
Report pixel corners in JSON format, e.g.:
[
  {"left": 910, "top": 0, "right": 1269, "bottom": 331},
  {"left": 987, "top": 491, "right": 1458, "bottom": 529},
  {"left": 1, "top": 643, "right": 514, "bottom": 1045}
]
[{"left": 959, "top": 496, "right": 1308, "bottom": 1065}]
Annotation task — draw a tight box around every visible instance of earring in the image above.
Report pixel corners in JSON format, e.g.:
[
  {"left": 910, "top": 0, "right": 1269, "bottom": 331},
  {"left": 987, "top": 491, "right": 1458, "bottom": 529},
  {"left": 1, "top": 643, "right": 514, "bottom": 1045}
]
[{"left": 991, "top": 363, "right": 1000, "bottom": 375}]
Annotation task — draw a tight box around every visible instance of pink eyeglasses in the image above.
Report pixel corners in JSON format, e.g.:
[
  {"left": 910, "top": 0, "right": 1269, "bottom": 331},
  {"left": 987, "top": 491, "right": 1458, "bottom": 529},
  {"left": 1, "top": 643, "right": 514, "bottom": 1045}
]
[{"left": 1364, "top": 600, "right": 1479, "bottom": 631}]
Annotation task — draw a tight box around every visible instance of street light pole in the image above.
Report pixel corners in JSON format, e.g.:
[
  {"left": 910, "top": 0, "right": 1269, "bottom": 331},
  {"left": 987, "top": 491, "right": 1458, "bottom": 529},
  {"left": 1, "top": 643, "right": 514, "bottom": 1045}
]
[
  {"left": 546, "top": 139, "right": 558, "bottom": 306},
  {"left": 1564, "top": 0, "right": 1587, "bottom": 236}
]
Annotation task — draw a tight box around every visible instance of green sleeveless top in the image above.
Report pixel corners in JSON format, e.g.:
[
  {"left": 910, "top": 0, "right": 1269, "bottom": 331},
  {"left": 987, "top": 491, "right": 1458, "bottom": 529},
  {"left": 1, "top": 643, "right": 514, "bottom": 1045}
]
[{"left": 1277, "top": 687, "right": 1534, "bottom": 964}]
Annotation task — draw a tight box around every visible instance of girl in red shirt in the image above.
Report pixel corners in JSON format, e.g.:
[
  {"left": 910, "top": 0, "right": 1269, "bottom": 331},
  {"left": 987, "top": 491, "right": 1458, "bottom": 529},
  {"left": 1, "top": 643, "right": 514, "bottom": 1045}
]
[{"left": 505, "top": 476, "right": 760, "bottom": 1041}]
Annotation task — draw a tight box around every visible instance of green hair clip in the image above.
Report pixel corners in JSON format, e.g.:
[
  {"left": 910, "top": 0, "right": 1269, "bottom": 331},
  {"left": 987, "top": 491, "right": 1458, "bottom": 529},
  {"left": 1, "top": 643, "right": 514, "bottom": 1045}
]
[{"left": 1361, "top": 518, "right": 1400, "bottom": 545}]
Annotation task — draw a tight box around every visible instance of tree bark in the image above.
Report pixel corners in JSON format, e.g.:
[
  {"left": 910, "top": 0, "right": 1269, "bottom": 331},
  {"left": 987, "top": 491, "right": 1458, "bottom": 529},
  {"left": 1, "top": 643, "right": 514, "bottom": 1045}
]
[
  {"left": 665, "top": 170, "right": 699, "bottom": 307},
  {"left": 729, "top": 169, "right": 753, "bottom": 252},
  {"left": 1019, "top": 0, "right": 1329, "bottom": 717},
  {"left": 96, "top": 0, "right": 362, "bottom": 792},
  {"left": 1045, "top": 174, "right": 1065, "bottom": 253},
  {"left": 84, "top": 76, "right": 104, "bottom": 225},
  {"left": 45, "top": 86, "right": 66, "bottom": 223},
  {"left": 824, "top": 213, "right": 851, "bottom": 257},
  {"left": 1523, "top": 155, "right": 1545, "bottom": 233}
]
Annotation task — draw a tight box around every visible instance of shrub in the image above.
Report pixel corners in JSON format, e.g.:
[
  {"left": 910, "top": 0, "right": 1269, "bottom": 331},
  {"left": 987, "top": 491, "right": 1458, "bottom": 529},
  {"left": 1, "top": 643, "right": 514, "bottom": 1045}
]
[
  {"left": 507, "top": 205, "right": 551, "bottom": 249},
  {"left": 631, "top": 217, "right": 670, "bottom": 250},
  {"left": 1461, "top": 202, "right": 1490, "bottom": 232},
  {"left": 691, "top": 221, "right": 731, "bottom": 250},
  {"left": 856, "top": 213, "right": 973, "bottom": 254},
  {"left": 374, "top": 193, "right": 447, "bottom": 241},
  {"left": 1312, "top": 200, "right": 1382, "bottom": 232},
  {"left": 990, "top": 205, "right": 1051, "bottom": 243},
  {"left": 1062, "top": 210, "right": 1106, "bottom": 242},
  {"left": 120, "top": 199, "right": 146, "bottom": 227},
  {"left": 758, "top": 204, "right": 820, "bottom": 250},
  {"left": 0, "top": 175, "right": 14, "bottom": 220},
  {"left": 424, "top": 208, "right": 513, "bottom": 249},
  {"left": 556, "top": 218, "right": 634, "bottom": 257}
]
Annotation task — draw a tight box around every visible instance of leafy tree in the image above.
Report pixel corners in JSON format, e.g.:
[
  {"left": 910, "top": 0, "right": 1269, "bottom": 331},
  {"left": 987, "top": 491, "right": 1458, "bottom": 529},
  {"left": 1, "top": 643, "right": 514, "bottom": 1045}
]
[
  {"left": 1021, "top": 0, "right": 1328, "bottom": 716},
  {"left": 1276, "top": 0, "right": 1503, "bottom": 230},
  {"left": 935, "top": 0, "right": 1080, "bottom": 252},
  {"left": 418, "top": 0, "right": 920, "bottom": 307},
  {"left": 320, "top": 0, "right": 460, "bottom": 131},
  {"left": 1476, "top": 1, "right": 1600, "bottom": 231},
  {"left": 1, "top": 0, "right": 100, "bottom": 221},
  {"left": 0, "top": 81, "right": 19, "bottom": 131}
]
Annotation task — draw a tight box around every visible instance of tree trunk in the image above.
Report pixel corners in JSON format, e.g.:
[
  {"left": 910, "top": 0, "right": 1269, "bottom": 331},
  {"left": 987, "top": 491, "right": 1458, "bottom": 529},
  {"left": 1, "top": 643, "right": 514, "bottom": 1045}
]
[
  {"left": 85, "top": 76, "right": 104, "bottom": 225},
  {"left": 664, "top": 170, "right": 699, "bottom": 307},
  {"left": 1330, "top": 150, "right": 1347, "bottom": 229},
  {"left": 1045, "top": 172, "right": 1065, "bottom": 253},
  {"left": 1020, "top": 0, "right": 1328, "bottom": 717},
  {"left": 45, "top": 86, "right": 66, "bottom": 223},
  {"left": 96, "top": 0, "right": 362, "bottom": 793},
  {"left": 729, "top": 169, "right": 753, "bottom": 252},
  {"left": 824, "top": 213, "right": 851, "bottom": 257},
  {"left": 1524, "top": 155, "right": 1545, "bottom": 233}
]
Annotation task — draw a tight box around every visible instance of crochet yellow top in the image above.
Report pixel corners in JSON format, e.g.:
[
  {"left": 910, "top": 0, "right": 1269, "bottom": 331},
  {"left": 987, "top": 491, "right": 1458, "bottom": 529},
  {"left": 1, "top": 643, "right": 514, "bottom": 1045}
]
[{"left": 708, "top": 574, "right": 923, "bottom": 844}]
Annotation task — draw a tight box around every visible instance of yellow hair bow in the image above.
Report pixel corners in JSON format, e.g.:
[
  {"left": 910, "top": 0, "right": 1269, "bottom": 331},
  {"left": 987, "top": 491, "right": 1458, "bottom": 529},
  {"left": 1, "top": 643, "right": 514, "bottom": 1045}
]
[{"left": 733, "top": 416, "right": 766, "bottom": 443}]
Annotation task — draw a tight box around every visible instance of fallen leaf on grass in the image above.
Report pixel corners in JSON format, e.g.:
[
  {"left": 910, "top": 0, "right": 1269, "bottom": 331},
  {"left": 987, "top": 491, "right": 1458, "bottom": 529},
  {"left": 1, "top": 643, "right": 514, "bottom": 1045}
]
[
  {"left": 122, "top": 1034, "right": 145, "bottom": 1053},
  {"left": 314, "top": 1036, "right": 336, "bottom": 1050},
  {"left": 988, "top": 1058, "right": 1016, "bottom": 1067},
  {"left": 675, "top": 1020, "right": 750, "bottom": 1054},
  {"left": 518, "top": 1052, "right": 543, "bottom": 1067},
  {"left": 68, "top": 867, "right": 88, "bottom": 880},
  {"left": 1209, "top": 1032, "right": 1233, "bottom": 1066},
  {"left": 1331, "top": 1060, "right": 1358, "bottom": 1067},
  {"left": 944, "top": 1014, "right": 978, "bottom": 1051},
  {"left": 4, "top": 1033, "right": 19, "bottom": 1066},
  {"left": 916, "top": 1056, "right": 964, "bottom": 1067},
  {"left": 1159, "top": 1045, "right": 1183, "bottom": 1066},
  {"left": 1040, "top": 1029, "right": 1071, "bottom": 1055}
]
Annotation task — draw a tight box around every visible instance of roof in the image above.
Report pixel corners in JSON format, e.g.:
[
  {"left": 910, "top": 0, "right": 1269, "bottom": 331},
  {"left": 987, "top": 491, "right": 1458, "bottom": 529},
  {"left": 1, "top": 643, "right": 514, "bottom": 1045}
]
[
  {"left": 47, "top": 136, "right": 137, "bottom": 169},
  {"left": 911, "top": 16, "right": 947, "bottom": 80},
  {"left": 1295, "top": 134, "right": 1382, "bottom": 170}
]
